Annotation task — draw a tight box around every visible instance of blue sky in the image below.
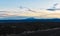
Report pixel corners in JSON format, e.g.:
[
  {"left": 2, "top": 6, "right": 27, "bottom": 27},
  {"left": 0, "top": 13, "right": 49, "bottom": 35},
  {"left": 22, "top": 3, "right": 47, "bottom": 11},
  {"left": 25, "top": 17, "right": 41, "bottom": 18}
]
[{"left": 0, "top": 0, "right": 60, "bottom": 10}]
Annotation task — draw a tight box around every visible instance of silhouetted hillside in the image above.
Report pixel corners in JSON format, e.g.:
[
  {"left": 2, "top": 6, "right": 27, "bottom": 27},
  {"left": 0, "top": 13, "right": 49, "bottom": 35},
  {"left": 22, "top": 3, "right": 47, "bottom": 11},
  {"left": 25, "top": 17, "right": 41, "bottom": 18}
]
[{"left": 0, "top": 18, "right": 60, "bottom": 36}]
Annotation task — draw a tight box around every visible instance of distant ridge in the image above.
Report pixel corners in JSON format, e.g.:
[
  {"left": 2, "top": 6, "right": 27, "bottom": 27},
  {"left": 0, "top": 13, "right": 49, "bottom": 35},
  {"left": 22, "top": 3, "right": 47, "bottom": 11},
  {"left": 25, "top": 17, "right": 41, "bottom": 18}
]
[{"left": 0, "top": 18, "right": 60, "bottom": 23}]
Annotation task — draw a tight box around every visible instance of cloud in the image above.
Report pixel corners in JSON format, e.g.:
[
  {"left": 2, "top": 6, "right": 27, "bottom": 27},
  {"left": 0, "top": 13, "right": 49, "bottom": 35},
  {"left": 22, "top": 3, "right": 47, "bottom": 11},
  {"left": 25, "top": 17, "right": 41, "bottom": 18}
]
[{"left": 0, "top": 8, "right": 60, "bottom": 19}]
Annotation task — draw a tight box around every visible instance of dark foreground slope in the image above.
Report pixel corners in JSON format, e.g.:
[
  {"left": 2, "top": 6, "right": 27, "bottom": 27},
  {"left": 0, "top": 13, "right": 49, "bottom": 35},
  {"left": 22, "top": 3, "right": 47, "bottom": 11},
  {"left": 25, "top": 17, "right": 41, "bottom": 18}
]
[{"left": 0, "top": 18, "right": 60, "bottom": 36}]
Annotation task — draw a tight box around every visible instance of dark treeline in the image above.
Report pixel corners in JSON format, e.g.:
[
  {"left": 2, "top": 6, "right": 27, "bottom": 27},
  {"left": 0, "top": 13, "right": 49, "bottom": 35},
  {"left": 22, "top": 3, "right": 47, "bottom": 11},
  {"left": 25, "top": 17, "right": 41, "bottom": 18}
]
[{"left": 0, "top": 22, "right": 60, "bottom": 36}]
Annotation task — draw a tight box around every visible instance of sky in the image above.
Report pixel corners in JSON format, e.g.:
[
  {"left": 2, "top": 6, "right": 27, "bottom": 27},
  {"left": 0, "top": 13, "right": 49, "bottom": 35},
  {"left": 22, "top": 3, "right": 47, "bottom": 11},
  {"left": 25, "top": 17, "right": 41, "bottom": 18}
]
[{"left": 0, "top": 0, "right": 60, "bottom": 10}]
